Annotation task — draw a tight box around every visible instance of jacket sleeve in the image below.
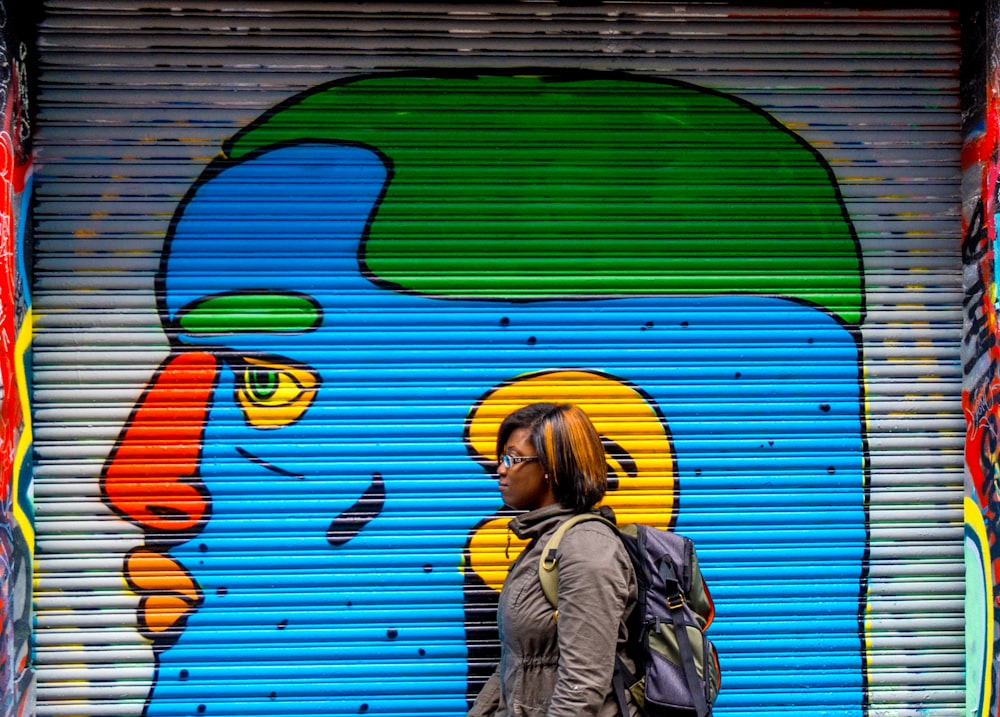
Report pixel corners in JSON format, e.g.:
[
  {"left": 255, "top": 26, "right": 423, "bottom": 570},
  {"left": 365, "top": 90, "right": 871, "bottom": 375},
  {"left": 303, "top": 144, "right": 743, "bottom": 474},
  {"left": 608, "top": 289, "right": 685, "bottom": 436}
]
[
  {"left": 468, "top": 665, "right": 502, "bottom": 717},
  {"left": 546, "top": 523, "right": 634, "bottom": 717}
]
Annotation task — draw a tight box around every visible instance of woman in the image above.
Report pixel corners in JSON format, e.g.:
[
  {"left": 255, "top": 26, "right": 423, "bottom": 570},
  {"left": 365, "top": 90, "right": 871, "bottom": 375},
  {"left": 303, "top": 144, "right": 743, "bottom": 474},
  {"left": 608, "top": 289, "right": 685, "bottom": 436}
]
[{"left": 468, "top": 403, "right": 638, "bottom": 717}]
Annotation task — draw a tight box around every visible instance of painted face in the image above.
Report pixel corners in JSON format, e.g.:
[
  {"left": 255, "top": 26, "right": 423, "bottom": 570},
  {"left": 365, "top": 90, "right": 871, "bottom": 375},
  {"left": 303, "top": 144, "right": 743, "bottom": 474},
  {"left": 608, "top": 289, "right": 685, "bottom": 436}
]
[
  {"left": 98, "top": 139, "right": 867, "bottom": 717},
  {"left": 497, "top": 427, "right": 555, "bottom": 512},
  {"left": 100, "top": 145, "right": 446, "bottom": 716}
]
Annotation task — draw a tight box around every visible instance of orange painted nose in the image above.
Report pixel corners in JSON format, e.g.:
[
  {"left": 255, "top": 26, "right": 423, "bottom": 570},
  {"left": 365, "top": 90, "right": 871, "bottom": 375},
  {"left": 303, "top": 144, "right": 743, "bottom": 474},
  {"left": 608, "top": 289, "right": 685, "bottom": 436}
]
[{"left": 101, "top": 351, "right": 219, "bottom": 534}]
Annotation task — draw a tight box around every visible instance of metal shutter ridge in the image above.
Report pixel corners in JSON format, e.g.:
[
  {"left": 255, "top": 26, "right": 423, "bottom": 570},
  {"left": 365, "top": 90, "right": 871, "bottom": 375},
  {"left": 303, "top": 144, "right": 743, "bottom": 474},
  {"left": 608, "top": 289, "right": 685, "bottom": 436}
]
[{"left": 31, "top": 4, "right": 963, "bottom": 717}]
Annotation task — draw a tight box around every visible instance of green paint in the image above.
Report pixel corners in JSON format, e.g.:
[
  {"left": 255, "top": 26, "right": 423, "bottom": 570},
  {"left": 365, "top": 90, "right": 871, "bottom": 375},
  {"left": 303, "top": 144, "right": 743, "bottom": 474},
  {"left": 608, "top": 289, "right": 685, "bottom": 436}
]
[
  {"left": 226, "top": 74, "right": 863, "bottom": 325},
  {"left": 177, "top": 293, "right": 321, "bottom": 334}
]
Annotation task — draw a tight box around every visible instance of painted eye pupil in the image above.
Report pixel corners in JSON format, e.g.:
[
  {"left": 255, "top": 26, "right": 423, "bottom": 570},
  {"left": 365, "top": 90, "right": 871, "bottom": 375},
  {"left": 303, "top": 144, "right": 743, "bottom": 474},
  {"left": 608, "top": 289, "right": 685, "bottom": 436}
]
[
  {"left": 247, "top": 368, "right": 280, "bottom": 400},
  {"left": 232, "top": 356, "right": 320, "bottom": 430}
]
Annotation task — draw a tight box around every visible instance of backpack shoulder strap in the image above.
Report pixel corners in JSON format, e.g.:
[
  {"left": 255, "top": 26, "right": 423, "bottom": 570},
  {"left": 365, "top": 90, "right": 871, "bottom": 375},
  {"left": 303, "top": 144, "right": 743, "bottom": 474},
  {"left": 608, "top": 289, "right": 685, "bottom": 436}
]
[{"left": 538, "top": 513, "right": 618, "bottom": 608}]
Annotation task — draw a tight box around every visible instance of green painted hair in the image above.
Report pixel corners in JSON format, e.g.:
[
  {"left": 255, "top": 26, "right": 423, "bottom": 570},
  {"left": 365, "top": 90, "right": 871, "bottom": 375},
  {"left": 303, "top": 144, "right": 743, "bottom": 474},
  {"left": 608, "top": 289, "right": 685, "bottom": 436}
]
[
  {"left": 225, "top": 72, "right": 864, "bottom": 326},
  {"left": 497, "top": 403, "right": 607, "bottom": 512}
]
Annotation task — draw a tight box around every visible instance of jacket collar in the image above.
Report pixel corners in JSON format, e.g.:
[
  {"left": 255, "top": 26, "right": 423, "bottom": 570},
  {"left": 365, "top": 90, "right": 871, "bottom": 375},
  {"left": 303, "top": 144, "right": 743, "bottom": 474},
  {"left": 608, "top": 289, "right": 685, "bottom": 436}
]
[
  {"left": 508, "top": 503, "right": 577, "bottom": 542},
  {"left": 509, "top": 503, "right": 617, "bottom": 542}
]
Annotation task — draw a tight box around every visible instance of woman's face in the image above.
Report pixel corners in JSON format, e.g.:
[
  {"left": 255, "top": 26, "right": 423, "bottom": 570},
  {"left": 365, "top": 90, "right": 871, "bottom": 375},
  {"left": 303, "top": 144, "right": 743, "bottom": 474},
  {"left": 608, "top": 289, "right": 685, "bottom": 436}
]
[{"left": 497, "top": 427, "right": 557, "bottom": 512}]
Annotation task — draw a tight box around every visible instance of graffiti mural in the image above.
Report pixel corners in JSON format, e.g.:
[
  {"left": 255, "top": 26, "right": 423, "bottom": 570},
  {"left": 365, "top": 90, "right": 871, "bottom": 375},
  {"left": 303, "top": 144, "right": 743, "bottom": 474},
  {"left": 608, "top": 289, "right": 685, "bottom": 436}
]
[
  {"left": 963, "top": 65, "right": 1000, "bottom": 717},
  {"left": 0, "top": 1, "right": 33, "bottom": 714},
  {"left": 99, "top": 72, "right": 869, "bottom": 717}
]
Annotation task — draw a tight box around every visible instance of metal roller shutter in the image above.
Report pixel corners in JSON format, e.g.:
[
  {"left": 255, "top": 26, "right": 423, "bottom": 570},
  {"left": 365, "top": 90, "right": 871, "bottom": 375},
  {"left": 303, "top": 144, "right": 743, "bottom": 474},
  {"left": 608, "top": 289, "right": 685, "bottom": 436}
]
[{"left": 31, "top": 3, "right": 963, "bottom": 717}]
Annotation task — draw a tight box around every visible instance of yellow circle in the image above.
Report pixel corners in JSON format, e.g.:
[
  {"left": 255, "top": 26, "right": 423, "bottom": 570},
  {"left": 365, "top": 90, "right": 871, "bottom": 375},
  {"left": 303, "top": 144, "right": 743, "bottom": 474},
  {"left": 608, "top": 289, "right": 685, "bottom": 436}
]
[{"left": 465, "top": 370, "right": 676, "bottom": 591}]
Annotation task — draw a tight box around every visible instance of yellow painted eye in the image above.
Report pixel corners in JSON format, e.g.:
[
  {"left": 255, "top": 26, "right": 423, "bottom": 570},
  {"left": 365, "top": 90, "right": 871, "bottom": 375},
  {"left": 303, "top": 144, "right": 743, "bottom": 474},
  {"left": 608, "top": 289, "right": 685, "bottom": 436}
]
[{"left": 235, "top": 356, "right": 319, "bottom": 429}]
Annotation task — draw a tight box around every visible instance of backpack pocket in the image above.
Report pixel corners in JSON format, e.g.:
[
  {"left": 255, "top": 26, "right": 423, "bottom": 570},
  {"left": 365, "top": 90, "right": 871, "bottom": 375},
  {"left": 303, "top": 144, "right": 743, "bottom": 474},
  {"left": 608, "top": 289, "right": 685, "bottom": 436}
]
[{"left": 642, "top": 622, "right": 719, "bottom": 715}]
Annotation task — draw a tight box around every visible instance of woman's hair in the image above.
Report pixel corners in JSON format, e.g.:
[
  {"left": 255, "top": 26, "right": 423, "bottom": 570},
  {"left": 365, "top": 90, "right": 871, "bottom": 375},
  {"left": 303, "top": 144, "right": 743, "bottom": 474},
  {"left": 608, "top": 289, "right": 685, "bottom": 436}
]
[{"left": 496, "top": 402, "right": 607, "bottom": 511}]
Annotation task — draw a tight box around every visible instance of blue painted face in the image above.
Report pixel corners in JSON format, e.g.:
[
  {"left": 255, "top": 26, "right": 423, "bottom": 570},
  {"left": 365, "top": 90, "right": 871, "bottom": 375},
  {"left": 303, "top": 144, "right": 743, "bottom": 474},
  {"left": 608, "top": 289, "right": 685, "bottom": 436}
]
[
  {"left": 163, "top": 144, "right": 397, "bottom": 550},
  {"left": 109, "top": 143, "right": 867, "bottom": 717}
]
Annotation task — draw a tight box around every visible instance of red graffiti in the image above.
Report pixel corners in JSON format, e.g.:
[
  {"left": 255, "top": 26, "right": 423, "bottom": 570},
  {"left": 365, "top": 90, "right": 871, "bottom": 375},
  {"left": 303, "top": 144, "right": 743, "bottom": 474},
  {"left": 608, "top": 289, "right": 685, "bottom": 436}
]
[
  {"left": 0, "top": 24, "right": 32, "bottom": 717},
  {"left": 963, "top": 70, "right": 1000, "bottom": 717}
]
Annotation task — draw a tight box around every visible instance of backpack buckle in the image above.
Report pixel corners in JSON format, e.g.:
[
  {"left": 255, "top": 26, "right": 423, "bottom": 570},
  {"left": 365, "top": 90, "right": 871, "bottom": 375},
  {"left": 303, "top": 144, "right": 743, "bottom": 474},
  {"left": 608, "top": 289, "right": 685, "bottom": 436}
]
[{"left": 667, "top": 593, "right": 685, "bottom": 610}]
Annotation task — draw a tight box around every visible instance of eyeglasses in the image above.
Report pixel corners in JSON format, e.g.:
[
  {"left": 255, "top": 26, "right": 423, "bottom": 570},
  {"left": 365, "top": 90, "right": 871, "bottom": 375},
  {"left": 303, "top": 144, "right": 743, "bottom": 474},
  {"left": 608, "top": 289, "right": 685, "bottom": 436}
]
[{"left": 499, "top": 454, "right": 540, "bottom": 468}]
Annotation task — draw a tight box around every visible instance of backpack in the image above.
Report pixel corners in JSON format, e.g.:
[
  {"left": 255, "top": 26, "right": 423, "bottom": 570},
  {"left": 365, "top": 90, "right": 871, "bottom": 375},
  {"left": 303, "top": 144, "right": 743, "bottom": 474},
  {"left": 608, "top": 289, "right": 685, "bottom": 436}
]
[{"left": 538, "top": 514, "right": 721, "bottom": 717}]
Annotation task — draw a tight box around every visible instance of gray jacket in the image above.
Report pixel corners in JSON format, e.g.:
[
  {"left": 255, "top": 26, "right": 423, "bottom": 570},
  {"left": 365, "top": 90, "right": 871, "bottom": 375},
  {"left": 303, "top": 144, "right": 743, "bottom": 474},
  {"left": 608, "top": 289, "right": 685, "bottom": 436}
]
[{"left": 468, "top": 503, "right": 638, "bottom": 717}]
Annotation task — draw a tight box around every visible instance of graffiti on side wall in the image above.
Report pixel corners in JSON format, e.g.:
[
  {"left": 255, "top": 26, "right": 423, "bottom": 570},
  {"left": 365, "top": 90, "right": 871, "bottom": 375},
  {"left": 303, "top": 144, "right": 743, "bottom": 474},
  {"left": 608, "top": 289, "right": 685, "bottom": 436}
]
[
  {"left": 99, "top": 72, "right": 869, "bottom": 717},
  {"left": 963, "top": 69, "right": 1000, "bottom": 717},
  {"left": 0, "top": 1, "right": 33, "bottom": 714}
]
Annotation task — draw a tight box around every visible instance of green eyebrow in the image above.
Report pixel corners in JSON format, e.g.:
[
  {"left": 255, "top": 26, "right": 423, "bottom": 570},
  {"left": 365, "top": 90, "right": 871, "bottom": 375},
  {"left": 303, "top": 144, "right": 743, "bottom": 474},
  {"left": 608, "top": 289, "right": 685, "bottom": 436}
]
[{"left": 176, "top": 292, "right": 322, "bottom": 334}]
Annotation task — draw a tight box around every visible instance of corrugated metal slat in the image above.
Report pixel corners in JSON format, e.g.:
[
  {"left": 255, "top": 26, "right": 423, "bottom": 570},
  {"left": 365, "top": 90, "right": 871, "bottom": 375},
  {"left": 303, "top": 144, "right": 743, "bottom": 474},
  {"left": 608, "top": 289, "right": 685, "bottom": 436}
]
[{"left": 32, "top": 4, "right": 963, "bottom": 717}]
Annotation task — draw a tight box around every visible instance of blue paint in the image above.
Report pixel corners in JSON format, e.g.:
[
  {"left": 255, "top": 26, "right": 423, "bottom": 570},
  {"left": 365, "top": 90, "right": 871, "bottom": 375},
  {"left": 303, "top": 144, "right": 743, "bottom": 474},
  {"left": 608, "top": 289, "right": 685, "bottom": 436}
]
[
  {"left": 142, "top": 144, "right": 865, "bottom": 717},
  {"left": 17, "top": 174, "right": 31, "bottom": 303}
]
